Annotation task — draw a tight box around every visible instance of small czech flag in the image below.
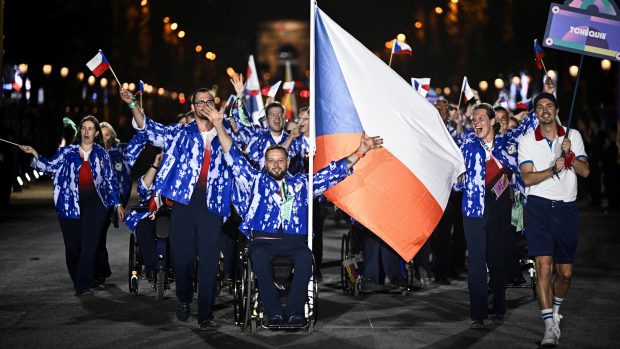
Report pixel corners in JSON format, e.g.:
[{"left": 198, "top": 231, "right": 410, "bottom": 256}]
[
  {"left": 391, "top": 40, "right": 412, "bottom": 55},
  {"left": 86, "top": 50, "right": 111, "bottom": 77}
]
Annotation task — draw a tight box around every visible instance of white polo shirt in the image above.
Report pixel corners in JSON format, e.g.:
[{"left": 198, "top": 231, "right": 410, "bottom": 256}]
[{"left": 518, "top": 125, "right": 587, "bottom": 202}]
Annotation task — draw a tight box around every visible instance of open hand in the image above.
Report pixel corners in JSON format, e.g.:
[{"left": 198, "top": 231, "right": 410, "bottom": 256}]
[
  {"left": 358, "top": 133, "right": 383, "bottom": 155},
  {"left": 205, "top": 103, "right": 226, "bottom": 127},
  {"left": 230, "top": 73, "right": 245, "bottom": 96}
]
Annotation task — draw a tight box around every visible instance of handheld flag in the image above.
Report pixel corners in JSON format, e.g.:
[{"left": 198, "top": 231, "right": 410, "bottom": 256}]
[
  {"left": 533, "top": 39, "right": 547, "bottom": 72},
  {"left": 244, "top": 55, "right": 265, "bottom": 125},
  {"left": 313, "top": 7, "right": 465, "bottom": 261},
  {"left": 261, "top": 80, "right": 282, "bottom": 97},
  {"left": 411, "top": 78, "right": 431, "bottom": 98},
  {"left": 391, "top": 40, "right": 412, "bottom": 55},
  {"left": 226, "top": 94, "right": 237, "bottom": 108},
  {"left": 495, "top": 92, "right": 509, "bottom": 109},
  {"left": 281, "top": 61, "right": 297, "bottom": 120},
  {"left": 138, "top": 80, "right": 144, "bottom": 94},
  {"left": 86, "top": 50, "right": 110, "bottom": 77},
  {"left": 462, "top": 76, "right": 475, "bottom": 103},
  {"left": 282, "top": 81, "right": 295, "bottom": 94}
]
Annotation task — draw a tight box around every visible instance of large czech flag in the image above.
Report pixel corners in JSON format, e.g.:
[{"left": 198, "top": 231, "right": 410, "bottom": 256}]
[{"left": 312, "top": 7, "right": 465, "bottom": 261}]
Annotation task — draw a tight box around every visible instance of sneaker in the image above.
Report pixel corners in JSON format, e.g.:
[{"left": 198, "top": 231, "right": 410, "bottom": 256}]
[
  {"left": 287, "top": 314, "right": 307, "bottom": 327},
  {"left": 541, "top": 326, "right": 559, "bottom": 347},
  {"left": 361, "top": 277, "right": 383, "bottom": 292},
  {"left": 490, "top": 314, "right": 505, "bottom": 324},
  {"left": 75, "top": 288, "right": 94, "bottom": 296},
  {"left": 469, "top": 320, "right": 485, "bottom": 329},
  {"left": 552, "top": 313, "right": 562, "bottom": 340},
  {"left": 199, "top": 319, "right": 217, "bottom": 330},
  {"left": 266, "top": 314, "right": 285, "bottom": 326}
]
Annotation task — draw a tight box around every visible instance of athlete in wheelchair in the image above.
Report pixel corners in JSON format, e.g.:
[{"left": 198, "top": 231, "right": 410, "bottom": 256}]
[
  {"left": 125, "top": 153, "right": 174, "bottom": 301},
  {"left": 213, "top": 109, "right": 383, "bottom": 331}
]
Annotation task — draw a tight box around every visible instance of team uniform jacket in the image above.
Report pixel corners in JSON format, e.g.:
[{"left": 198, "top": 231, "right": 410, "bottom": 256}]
[
  {"left": 135, "top": 117, "right": 233, "bottom": 217},
  {"left": 124, "top": 176, "right": 153, "bottom": 232},
  {"left": 31, "top": 143, "right": 120, "bottom": 219},
  {"left": 107, "top": 132, "right": 148, "bottom": 205},
  {"left": 225, "top": 146, "right": 351, "bottom": 237},
  {"left": 455, "top": 111, "right": 538, "bottom": 218}
]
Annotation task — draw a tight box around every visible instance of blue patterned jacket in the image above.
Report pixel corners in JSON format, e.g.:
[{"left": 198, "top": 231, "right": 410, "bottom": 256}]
[
  {"left": 136, "top": 117, "right": 233, "bottom": 216},
  {"left": 31, "top": 143, "right": 120, "bottom": 219},
  {"left": 456, "top": 111, "right": 537, "bottom": 218},
  {"left": 124, "top": 176, "right": 152, "bottom": 232},
  {"left": 225, "top": 146, "right": 351, "bottom": 237},
  {"left": 107, "top": 132, "right": 148, "bottom": 206}
]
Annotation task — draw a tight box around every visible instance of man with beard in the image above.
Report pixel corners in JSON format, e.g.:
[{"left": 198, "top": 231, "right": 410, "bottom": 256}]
[
  {"left": 120, "top": 87, "right": 233, "bottom": 331},
  {"left": 209, "top": 101, "right": 383, "bottom": 327},
  {"left": 519, "top": 93, "right": 589, "bottom": 347}
]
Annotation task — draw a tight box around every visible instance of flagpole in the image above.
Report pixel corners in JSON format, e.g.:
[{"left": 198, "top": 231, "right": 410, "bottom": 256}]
[
  {"left": 456, "top": 78, "right": 465, "bottom": 112},
  {"left": 108, "top": 65, "right": 122, "bottom": 89},
  {"left": 541, "top": 59, "right": 548, "bottom": 77},
  {"left": 309, "top": 0, "right": 316, "bottom": 254},
  {"left": 139, "top": 92, "right": 143, "bottom": 110},
  {"left": 388, "top": 40, "right": 395, "bottom": 67},
  {"left": 0, "top": 138, "right": 20, "bottom": 147},
  {"left": 565, "top": 54, "right": 584, "bottom": 136}
]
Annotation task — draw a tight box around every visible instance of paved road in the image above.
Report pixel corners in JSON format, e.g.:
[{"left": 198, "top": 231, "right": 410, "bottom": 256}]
[{"left": 1, "top": 180, "right": 619, "bottom": 348}]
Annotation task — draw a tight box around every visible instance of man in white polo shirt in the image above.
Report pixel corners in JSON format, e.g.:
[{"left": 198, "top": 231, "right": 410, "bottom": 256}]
[{"left": 518, "top": 92, "right": 590, "bottom": 347}]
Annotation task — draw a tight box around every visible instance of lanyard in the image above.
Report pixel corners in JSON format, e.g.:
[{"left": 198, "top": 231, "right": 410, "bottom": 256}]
[{"left": 481, "top": 141, "right": 503, "bottom": 169}]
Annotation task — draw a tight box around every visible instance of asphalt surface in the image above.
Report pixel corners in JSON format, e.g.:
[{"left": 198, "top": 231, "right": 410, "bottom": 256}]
[{"left": 1, "top": 179, "right": 619, "bottom": 348}]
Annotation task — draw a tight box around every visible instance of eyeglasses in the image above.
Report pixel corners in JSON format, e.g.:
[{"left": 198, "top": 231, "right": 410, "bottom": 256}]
[{"left": 193, "top": 99, "right": 215, "bottom": 107}]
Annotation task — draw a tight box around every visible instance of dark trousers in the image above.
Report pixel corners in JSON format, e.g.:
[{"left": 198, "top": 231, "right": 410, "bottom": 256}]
[
  {"left": 136, "top": 218, "right": 157, "bottom": 272},
  {"left": 92, "top": 217, "right": 112, "bottom": 281},
  {"left": 463, "top": 189, "right": 511, "bottom": 321},
  {"left": 312, "top": 198, "right": 326, "bottom": 266},
  {"left": 170, "top": 189, "right": 222, "bottom": 323},
  {"left": 58, "top": 201, "right": 108, "bottom": 293},
  {"left": 431, "top": 199, "right": 454, "bottom": 281},
  {"left": 363, "top": 228, "right": 400, "bottom": 282},
  {"left": 249, "top": 235, "right": 313, "bottom": 318}
]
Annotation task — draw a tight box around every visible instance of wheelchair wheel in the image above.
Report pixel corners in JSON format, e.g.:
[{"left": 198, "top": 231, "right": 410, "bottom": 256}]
[
  {"left": 155, "top": 269, "right": 166, "bottom": 301},
  {"left": 243, "top": 257, "right": 254, "bottom": 331},
  {"left": 305, "top": 256, "right": 320, "bottom": 329},
  {"left": 340, "top": 233, "right": 350, "bottom": 294},
  {"left": 128, "top": 234, "right": 139, "bottom": 295}
]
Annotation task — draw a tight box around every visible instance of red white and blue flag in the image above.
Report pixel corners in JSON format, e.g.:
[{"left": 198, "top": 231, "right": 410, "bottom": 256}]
[
  {"left": 86, "top": 50, "right": 110, "bottom": 77},
  {"left": 462, "top": 76, "right": 475, "bottom": 103},
  {"left": 312, "top": 8, "right": 465, "bottom": 261},
  {"left": 495, "top": 92, "right": 509, "bottom": 109},
  {"left": 534, "top": 39, "right": 545, "bottom": 70},
  {"left": 244, "top": 55, "right": 264, "bottom": 125},
  {"left": 261, "top": 80, "right": 282, "bottom": 97},
  {"left": 411, "top": 77, "right": 431, "bottom": 98},
  {"left": 282, "top": 81, "right": 295, "bottom": 94},
  {"left": 391, "top": 40, "right": 412, "bottom": 55}
]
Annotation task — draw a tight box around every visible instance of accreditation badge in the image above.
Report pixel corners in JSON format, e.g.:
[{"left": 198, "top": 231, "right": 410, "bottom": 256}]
[{"left": 280, "top": 196, "right": 294, "bottom": 222}]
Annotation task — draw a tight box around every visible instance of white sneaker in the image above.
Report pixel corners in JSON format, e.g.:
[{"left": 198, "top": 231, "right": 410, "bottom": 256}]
[
  {"left": 552, "top": 314, "right": 563, "bottom": 340},
  {"left": 541, "top": 327, "right": 559, "bottom": 347},
  {"left": 541, "top": 314, "right": 562, "bottom": 347}
]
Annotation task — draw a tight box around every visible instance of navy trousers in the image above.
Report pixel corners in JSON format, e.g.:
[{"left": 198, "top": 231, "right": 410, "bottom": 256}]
[
  {"left": 58, "top": 200, "right": 108, "bottom": 293},
  {"left": 362, "top": 227, "right": 401, "bottom": 282},
  {"left": 135, "top": 218, "right": 157, "bottom": 272},
  {"left": 249, "top": 235, "right": 313, "bottom": 318},
  {"left": 463, "top": 189, "right": 512, "bottom": 321},
  {"left": 170, "top": 189, "right": 222, "bottom": 323}
]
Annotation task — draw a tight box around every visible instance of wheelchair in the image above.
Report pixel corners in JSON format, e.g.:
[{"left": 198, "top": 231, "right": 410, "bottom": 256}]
[
  {"left": 233, "top": 240, "right": 319, "bottom": 333},
  {"left": 128, "top": 206, "right": 175, "bottom": 301},
  {"left": 506, "top": 232, "right": 537, "bottom": 297},
  {"left": 341, "top": 225, "right": 413, "bottom": 296}
]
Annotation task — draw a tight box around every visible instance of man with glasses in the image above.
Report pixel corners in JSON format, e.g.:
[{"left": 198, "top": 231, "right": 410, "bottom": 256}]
[{"left": 120, "top": 87, "right": 233, "bottom": 331}]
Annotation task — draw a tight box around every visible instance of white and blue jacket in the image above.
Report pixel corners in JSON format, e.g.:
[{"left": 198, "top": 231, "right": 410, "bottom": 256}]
[
  {"left": 31, "top": 143, "right": 120, "bottom": 219},
  {"left": 455, "top": 111, "right": 538, "bottom": 218},
  {"left": 136, "top": 117, "right": 233, "bottom": 216},
  {"left": 225, "top": 146, "right": 351, "bottom": 237},
  {"left": 107, "top": 132, "right": 148, "bottom": 205},
  {"left": 124, "top": 176, "right": 152, "bottom": 232}
]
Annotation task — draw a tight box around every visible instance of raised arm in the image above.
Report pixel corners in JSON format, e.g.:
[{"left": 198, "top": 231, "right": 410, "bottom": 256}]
[
  {"left": 21, "top": 145, "right": 69, "bottom": 175},
  {"left": 313, "top": 133, "right": 383, "bottom": 196},
  {"left": 120, "top": 88, "right": 145, "bottom": 129}
]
